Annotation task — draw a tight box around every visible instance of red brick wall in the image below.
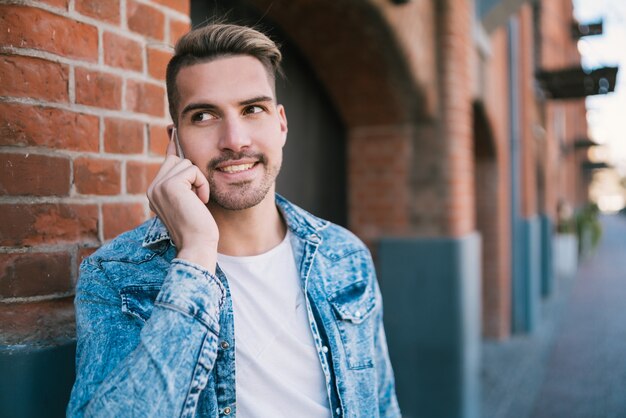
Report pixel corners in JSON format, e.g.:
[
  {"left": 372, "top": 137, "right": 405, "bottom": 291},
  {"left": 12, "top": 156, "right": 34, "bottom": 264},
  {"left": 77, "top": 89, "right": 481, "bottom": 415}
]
[
  {"left": 476, "top": 0, "right": 587, "bottom": 338},
  {"left": 519, "top": 3, "right": 539, "bottom": 219},
  {"left": 436, "top": 0, "right": 475, "bottom": 237},
  {"left": 248, "top": 0, "right": 476, "bottom": 242},
  {"left": 539, "top": 0, "right": 588, "bottom": 213},
  {"left": 479, "top": 25, "right": 513, "bottom": 340},
  {"left": 0, "top": 0, "right": 189, "bottom": 344}
]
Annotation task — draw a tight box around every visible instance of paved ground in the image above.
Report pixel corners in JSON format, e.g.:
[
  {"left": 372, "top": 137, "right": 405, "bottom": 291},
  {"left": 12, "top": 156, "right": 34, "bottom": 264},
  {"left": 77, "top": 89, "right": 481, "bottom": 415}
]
[{"left": 482, "top": 214, "right": 626, "bottom": 418}]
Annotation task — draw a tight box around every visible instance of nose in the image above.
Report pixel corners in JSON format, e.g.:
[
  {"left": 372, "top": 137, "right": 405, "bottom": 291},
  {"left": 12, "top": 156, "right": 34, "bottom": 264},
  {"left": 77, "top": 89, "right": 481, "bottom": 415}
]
[{"left": 218, "top": 116, "right": 251, "bottom": 152}]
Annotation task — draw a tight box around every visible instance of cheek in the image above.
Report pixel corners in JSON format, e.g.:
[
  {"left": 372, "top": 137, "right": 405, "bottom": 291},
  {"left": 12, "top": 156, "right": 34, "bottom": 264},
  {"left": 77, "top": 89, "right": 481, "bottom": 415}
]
[
  {"left": 266, "top": 121, "right": 287, "bottom": 149},
  {"left": 183, "top": 143, "right": 214, "bottom": 172}
]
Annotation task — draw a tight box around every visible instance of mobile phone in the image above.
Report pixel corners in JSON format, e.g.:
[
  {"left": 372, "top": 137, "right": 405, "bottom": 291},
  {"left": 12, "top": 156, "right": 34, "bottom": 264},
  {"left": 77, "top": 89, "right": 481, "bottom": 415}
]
[{"left": 171, "top": 127, "right": 185, "bottom": 159}]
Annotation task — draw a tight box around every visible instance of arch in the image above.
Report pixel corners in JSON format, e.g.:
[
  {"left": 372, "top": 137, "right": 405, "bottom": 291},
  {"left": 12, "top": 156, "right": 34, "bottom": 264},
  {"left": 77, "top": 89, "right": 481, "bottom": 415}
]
[
  {"left": 247, "top": 0, "right": 430, "bottom": 240},
  {"left": 192, "top": 0, "right": 430, "bottom": 240},
  {"left": 474, "top": 101, "right": 497, "bottom": 159},
  {"left": 473, "top": 101, "right": 510, "bottom": 339},
  {"left": 190, "top": 0, "right": 349, "bottom": 226},
  {"left": 247, "top": 0, "right": 428, "bottom": 126}
]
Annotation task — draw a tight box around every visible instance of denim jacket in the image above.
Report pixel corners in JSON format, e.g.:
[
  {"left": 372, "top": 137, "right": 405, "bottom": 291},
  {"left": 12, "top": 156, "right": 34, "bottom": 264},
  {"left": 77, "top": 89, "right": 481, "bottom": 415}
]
[{"left": 67, "top": 195, "right": 401, "bottom": 418}]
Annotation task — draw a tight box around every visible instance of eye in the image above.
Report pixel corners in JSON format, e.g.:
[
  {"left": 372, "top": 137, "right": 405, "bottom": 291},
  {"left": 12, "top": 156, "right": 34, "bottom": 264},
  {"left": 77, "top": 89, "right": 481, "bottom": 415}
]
[
  {"left": 243, "top": 105, "right": 265, "bottom": 115},
  {"left": 191, "top": 111, "right": 216, "bottom": 123}
]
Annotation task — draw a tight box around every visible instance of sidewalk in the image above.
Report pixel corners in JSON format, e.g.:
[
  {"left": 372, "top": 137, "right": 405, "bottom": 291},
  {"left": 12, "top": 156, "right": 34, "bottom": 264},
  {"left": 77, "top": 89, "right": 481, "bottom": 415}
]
[{"left": 481, "top": 214, "right": 626, "bottom": 418}]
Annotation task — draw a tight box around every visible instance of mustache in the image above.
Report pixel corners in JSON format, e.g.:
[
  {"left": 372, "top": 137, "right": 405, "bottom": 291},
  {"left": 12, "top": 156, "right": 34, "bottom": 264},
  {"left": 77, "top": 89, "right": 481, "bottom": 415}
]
[{"left": 207, "top": 150, "right": 267, "bottom": 170}]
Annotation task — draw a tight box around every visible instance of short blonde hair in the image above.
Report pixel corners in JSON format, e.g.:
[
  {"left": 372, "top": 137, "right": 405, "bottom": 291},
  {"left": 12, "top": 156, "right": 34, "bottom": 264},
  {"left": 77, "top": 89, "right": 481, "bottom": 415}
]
[{"left": 166, "top": 24, "right": 283, "bottom": 123}]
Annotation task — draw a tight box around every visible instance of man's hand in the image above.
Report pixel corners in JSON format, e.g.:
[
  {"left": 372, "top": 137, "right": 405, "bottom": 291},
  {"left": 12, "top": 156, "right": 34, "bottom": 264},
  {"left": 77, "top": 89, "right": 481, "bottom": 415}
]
[{"left": 147, "top": 139, "right": 219, "bottom": 273}]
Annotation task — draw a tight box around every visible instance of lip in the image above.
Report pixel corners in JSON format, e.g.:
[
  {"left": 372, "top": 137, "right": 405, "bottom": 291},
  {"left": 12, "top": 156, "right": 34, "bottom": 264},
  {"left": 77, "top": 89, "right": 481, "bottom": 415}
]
[
  {"left": 213, "top": 160, "right": 260, "bottom": 180},
  {"left": 214, "top": 158, "right": 258, "bottom": 170}
]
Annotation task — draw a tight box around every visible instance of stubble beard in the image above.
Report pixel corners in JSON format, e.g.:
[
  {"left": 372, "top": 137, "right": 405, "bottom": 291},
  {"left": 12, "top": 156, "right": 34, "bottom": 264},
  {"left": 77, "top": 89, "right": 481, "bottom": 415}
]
[{"left": 206, "top": 152, "right": 281, "bottom": 211}]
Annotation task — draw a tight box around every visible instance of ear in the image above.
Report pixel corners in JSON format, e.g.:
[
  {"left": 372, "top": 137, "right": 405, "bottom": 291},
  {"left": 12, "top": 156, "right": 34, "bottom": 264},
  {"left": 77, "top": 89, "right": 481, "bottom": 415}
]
[
  {"left": 166, "top": 124, "right": 175, "bottom": 138},
  {"left": 277, "top": 104, "right": 288, "bottom": 147}
]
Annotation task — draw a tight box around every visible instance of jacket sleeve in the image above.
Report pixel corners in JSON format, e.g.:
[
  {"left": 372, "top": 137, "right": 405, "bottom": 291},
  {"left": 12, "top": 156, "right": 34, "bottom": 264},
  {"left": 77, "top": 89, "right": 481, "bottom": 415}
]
[
  {"left": 372, "top": 272, "right": 402, "bottom": 418},
  {"left": 67, "top": 258, "right": 225, "bottom": 418}
]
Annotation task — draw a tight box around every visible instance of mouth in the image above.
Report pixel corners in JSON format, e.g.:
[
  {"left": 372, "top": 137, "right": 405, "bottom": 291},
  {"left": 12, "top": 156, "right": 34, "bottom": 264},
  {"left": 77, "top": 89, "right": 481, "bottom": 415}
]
[{"left": 218, "top": 162, "right": 256, "bottom": 173}]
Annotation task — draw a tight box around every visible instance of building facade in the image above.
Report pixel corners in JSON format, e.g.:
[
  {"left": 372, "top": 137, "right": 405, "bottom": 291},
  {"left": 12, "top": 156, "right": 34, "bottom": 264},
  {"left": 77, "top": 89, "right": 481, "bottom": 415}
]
[{"left": 0, "top": 0, "right": 594, "bottom": 417}]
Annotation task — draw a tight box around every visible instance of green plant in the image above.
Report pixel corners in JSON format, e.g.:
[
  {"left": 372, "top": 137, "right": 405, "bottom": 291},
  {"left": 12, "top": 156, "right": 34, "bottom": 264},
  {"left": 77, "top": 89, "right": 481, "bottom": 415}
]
[{"left": 575, "top": 203, "right": 602, "bottom": 256}]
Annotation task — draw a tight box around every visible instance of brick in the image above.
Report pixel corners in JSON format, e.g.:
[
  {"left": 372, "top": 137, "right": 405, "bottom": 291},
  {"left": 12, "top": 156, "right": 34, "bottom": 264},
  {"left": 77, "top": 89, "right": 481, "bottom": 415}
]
[
  {"left": 0, "top": 297, "right": 75, "bottom": 346},
  {"left": 147, "top": 47, "right": 171, "bottom": 80},
  {"left": 149, "top": 125, "right": 169, "bottom": 156},
  {"left": 127, "top": 0, "right": 165, "bottom": 41},
  {"left": 126, "top": 80, "right": 165, "bottom": 117},
  {"left": 103, "top": 32, "right": 143, "bottom": 72},
  {"left": 0, "top": 103, "right": 99, "bottom": 152},
  {"left": 75, "top": 68, "right": 123, "bottom": 110},
  {"left": 126, "top": 161, "right": 160, "bottom": 194},
  {"left": 75, "top": 0, "right": 120, "bottom": 24},
  {"left": 74, "top": 157, "right": 121, "bottom": 195},
  {"left": 151, "top": 0, "right": 190, "bottom": 15},
  {"left": 0, "top": 5, "right": 98, "bottom": 62},
  {"left": 0, "top": 204, "right": 98, "bottom": 246},
  {"left": 0, "top": 153, "right": 70, "bottom": 196},
  {"left": 104, "top": 118, "right": 144, "bottom": 154},
  {"left": 170, "top": 18, "right": 190, "bottom": 44},
  {"left": 103, "top": 202, "right": 145, "bottom": 239},
  {"left": 77, "top": 246, "right": 97, "bottom": 271},
  {"left": 0, "top": 252, "right": 72, "bottom": 298},
  {"left": 39, "top": 0, "right": 69, "bottom": 9},
  {"left": 0, "top": 55, "right": 69, "bottom": 102}
]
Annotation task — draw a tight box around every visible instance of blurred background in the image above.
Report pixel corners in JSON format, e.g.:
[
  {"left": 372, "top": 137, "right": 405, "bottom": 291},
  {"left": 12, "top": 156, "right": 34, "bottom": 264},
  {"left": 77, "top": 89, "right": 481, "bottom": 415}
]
[{"left": 0, "top": 0, "right": 624, "bottom": 417}]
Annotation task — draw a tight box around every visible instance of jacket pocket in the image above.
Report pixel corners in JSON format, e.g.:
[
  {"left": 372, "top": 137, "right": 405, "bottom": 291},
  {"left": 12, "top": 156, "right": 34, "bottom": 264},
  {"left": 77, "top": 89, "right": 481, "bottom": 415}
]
[
  {"left": 328, "top": 280, "right": 377, "bottom": 369},
  {"left": 120, "top": 284, "right": 161, "bottom": 323}
]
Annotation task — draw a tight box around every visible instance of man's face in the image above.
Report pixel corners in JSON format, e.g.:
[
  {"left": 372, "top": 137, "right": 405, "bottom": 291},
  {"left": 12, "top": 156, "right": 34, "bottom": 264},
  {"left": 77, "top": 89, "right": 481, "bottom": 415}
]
[{"left": 174, "top": 55, "right": 288, "bottom": 210}]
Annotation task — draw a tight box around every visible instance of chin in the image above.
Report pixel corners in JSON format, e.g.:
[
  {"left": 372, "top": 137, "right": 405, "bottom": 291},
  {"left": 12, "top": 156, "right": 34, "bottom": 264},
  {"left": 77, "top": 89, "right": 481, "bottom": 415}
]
[{"left": 209, "top": 185, "right": 272, "bottom": 211}]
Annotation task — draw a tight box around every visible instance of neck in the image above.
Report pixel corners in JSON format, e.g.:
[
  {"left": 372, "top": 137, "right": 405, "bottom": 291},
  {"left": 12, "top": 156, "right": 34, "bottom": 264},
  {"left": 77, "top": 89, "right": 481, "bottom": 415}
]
[{"left": 209, "top": 192, "right": 286, "bottom": 257}]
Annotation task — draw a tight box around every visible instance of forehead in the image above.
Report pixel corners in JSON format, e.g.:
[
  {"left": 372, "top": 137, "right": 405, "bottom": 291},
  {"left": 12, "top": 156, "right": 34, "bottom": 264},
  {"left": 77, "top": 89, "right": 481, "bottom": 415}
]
[{"left": 175, "top": 55, "right": 275, "bottom": 107}]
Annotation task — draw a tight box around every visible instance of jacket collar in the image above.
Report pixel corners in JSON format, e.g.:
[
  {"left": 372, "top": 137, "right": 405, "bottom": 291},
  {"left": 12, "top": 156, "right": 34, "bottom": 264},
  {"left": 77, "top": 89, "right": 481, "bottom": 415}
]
[{"left": 142, "top": 194, "right": 329, "bottom": 249}]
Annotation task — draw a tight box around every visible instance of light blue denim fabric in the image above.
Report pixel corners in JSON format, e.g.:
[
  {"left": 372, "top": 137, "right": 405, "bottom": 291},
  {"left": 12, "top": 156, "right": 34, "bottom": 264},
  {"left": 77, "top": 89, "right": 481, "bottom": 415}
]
[{"left": 67, "top": 194, "right": 401, "bottom": 418}]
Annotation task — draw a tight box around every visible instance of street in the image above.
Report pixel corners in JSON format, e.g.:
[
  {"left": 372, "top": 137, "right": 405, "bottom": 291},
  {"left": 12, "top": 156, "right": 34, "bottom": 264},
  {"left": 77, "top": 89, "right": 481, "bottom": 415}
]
[{"left": 483, "top": 214, "right": 626, "bottom": 418}]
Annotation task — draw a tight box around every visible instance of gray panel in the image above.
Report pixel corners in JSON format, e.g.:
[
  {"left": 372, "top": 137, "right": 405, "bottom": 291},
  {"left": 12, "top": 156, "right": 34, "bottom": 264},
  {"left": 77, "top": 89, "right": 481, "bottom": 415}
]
[
  {"left": 508, "top": 15, "right": 526, "bottom": 335},
  {"left": 525, "top": 216, "right": 542, "bottom": 330},
  {"left": 513, "top": 216, "right": 542, "bottom": 333},
  {"left": 378, "top": 233, "right": 481, "bottom": 418},
  {"left": 0, "top": 343, "right": 76, "bottom": 418},
  {"left": 477, "top": 0, "right": 503, "bottom": 17},
  {"left": 540, "top": 214, "right": 555, "bottom": 297}
]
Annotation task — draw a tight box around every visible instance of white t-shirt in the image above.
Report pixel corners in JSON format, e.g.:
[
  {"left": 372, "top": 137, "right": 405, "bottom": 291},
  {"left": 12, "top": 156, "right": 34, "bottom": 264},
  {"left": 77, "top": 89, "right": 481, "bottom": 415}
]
[{"left": 217, "top": 231, "right": 331, "bottom": 418}]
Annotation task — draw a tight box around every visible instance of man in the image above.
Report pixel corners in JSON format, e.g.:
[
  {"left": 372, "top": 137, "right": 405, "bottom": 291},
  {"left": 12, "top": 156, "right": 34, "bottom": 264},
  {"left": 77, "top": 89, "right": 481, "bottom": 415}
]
[{"left": 68, "top": 23, "right": 400, "bottom": 418}]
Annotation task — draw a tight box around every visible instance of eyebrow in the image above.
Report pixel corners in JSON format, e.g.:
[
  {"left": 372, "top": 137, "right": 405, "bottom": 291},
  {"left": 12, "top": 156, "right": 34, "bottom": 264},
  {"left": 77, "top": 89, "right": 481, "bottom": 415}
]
[
  {"left": 239, "top": 95, "right": 274, "bottom": 106},
  {"left": 180, "top": 95, "right": 275, "bottom": 119}
]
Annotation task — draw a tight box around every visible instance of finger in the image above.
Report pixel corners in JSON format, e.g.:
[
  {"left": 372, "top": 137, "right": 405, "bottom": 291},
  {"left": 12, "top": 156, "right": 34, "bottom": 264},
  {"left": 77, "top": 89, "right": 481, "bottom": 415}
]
[
  {"left": 166, "top": 137, "right": 177, "bottom": 156},
  {"left": 158, "top": 158, "right": 194, "bottom": 182},
  {"left": 191, "top": 166, "right": 211, "bottom": 203},
  {"left": 152, "top": 155, "right": 186, "bottom": 185},
  {"left": 172, "top": 165, "right": 210, "bottom": 204}
]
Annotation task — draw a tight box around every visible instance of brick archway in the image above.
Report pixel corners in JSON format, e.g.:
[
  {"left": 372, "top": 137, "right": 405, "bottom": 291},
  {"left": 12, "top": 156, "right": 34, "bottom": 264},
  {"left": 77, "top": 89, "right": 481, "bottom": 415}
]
[
  {"left": 473, "top": 101, "right": 510, "bottom": 339},
  {"left": 247, "top": 0, "right": 428, "bottom": 240},
  {"left": 249, "top": 0, "right": 424, "bottom": 127}
]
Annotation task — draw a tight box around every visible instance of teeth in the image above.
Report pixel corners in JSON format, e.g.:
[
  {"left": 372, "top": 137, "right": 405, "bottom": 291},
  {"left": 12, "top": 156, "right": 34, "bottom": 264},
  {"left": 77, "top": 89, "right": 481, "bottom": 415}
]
[{"left": 220, "top": 163, "right": 254, "bottom": 173}]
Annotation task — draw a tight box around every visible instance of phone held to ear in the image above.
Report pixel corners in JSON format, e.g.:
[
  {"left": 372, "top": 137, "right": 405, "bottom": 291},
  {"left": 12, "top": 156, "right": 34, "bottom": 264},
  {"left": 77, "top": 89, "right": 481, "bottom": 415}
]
[{"left": 171, "top": 127, "right": 185, "bottom": 159}]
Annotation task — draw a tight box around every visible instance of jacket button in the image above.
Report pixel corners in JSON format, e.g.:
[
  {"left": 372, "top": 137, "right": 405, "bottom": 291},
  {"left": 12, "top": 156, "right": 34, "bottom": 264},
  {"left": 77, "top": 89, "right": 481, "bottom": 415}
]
[
  {"left": 223, "top": 406, "right": 231, "bottom": 415},
  {"left": 322, "top": 345, "right": 329, "bottom": 353},
  {"left": 220, "top": 341, "right": 230, "bottom": 350}
]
